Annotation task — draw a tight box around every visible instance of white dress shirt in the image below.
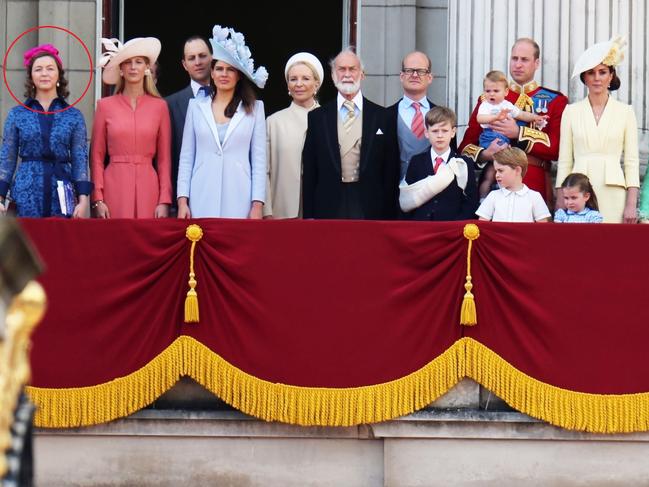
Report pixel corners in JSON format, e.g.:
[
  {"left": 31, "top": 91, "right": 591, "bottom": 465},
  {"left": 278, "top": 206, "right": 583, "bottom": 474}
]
[
  {"left": 476, "top": 185, "right": 551, "bottom": 222},
  {"left": 399, "top": 95, "right": 431, "bottom": 128},
  {"left": 337, "top": 91, "right": 364, "bottom": 122}
]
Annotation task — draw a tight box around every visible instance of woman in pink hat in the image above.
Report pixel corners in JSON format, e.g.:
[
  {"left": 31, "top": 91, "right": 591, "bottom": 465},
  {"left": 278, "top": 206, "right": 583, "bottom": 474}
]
[
  {"left": 91, "top": 37, "right": 172, "bottom": 218},
  {"left": 0, "top": 44, "right": 92, "bottom": 217}
]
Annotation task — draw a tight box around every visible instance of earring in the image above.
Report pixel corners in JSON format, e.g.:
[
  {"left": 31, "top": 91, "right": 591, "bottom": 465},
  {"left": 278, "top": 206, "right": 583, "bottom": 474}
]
[
  {"left": 144, "top": 68, "right": 151, "bottom": 76},
  {"left": 119, "top": 72, "right": 124, "bottom": 77},
  {"left": 288, "top": 91, "right": 292, "bottom": 96},
  {"left": 56, "top": 81, "right": 60, "bottom": 87}
]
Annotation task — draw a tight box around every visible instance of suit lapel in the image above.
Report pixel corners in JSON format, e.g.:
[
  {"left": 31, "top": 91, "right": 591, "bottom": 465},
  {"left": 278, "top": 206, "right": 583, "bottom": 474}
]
[
  {"left": 360, "top": 98, "right": 376, "bottom": 173},
  {"left": 324, "top": 102, "right": 341, "bottom": 176},
  {"left": 223, "top": 102, "right": 246, "bottom": 146},
  {"left": 178, "top": 85, "right": 194, "bottom": 129},
  {"left": 197, "top": 99, "right": 223, "bottom": 151}
]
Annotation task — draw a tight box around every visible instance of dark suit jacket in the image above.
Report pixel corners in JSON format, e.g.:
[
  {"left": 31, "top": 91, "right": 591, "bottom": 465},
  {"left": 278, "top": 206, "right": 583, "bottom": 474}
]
[
  {"left": 404, "top": 149, "right": 478, "bottom": 221},
  {"left": 165, "top": 85, "right": 194, "bottom": 203},
  {"left": 302, "top": 97, "right": 400, "bottom": 220}
]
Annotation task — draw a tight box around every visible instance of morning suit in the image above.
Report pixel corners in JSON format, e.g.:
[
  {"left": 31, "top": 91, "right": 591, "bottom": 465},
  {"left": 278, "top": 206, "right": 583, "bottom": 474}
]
[
  {"left": 404, "top": 149, "right": 478, "bottom": 221},
  {"left": 302, "top": 96, "right": 400, "bottom": 220},
  {"left": 177, "top": 97, "right": 266, "bottom": 217}
]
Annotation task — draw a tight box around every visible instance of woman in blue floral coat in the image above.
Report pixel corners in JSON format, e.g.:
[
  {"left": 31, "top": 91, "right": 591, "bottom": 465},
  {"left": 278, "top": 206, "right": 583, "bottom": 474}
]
[{"left": 0, "top": 44, "right": 92, "bottom": 217}]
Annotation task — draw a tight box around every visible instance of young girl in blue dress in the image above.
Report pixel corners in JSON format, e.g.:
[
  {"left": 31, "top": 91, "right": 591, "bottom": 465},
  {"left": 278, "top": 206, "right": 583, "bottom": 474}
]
[
  {"left": 554, "top": 173, "right": 603, "bottom": 223},
  {"left": 0, "top": 44, "right": 92, "bottom": 217}
]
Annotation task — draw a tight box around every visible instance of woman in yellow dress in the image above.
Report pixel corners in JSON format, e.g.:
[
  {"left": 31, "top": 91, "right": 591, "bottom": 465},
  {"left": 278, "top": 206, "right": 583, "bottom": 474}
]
[{"left": 556, "top": 36, "right": 639, "bottom": 223}]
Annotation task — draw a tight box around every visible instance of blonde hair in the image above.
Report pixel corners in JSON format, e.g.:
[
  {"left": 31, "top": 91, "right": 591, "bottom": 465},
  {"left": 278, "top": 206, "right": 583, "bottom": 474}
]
[
  {"left": 484, "top": 70, "right": 508, "bottom": 89},
  {"left": 493, "top": 147, "right": 528, "bottom": 178},
  {"left": 113, "top": 57, "right": 161, "bottom": 97},
  {"left": 286, "top": 61, "right": 321, "bottom": 100}
]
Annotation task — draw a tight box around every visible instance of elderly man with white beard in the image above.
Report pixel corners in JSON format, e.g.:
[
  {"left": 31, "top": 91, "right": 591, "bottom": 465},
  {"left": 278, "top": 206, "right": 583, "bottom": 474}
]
[{"left": 302, "top": 48, "right": 400, "bottom": 219}]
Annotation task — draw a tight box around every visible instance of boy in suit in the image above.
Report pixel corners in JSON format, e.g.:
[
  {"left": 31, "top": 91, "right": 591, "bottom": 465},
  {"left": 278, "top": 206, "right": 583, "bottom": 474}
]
[{"left": 399, "top": 106, "right": 478, "bottom": 220}]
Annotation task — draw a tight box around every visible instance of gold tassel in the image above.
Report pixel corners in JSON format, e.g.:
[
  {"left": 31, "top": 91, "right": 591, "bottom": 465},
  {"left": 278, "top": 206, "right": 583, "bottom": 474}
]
[
  {"left": 460, "top": 224, "right": 480, "bottom": 326},
  {"left": 184, "top": 224, "right": 203, "bottom": 323}
]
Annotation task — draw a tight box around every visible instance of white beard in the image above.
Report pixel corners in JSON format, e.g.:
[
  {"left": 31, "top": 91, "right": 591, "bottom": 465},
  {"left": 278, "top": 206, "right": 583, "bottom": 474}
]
[{"left": 334, "top": 79, "right": 361, "bottom": 96}]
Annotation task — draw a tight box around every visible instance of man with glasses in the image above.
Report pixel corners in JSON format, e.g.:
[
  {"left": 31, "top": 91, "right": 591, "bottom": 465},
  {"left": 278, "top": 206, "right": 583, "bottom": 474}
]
[
  {"left": 302, "top": 48, "right": 399, "bottom": 219},
  {"left": 386, "top": 51, "right": 454, "bottom": 182}
]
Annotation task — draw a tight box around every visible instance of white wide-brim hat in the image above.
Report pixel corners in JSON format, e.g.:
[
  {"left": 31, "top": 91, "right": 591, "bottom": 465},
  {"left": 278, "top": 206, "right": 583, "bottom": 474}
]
[
  {"left": 100, "top": 37, "right": 161, "bottom": 85},
  {"left": 284, "top": 52, "right": 324, "bottom": 83},
  {"left": 571, "top": 35, "right": 626, "bottom": 79},
  {"left": 210, "top": 25, "right": 268, "bottom": 89}
]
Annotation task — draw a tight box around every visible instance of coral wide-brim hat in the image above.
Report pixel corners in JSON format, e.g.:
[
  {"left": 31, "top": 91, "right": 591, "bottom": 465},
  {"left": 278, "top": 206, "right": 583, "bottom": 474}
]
[
  {"left": 100, "top": 37, "right": 161, "bottom": 85},
  {"left": 571, "top": 35, "right": 626, "bottom": 79}
]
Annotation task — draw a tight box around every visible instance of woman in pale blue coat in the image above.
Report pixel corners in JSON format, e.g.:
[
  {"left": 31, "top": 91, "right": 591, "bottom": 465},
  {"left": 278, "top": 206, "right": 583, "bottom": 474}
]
[{"left": 177, "top": 25, "right": 268, "bottom": 218}]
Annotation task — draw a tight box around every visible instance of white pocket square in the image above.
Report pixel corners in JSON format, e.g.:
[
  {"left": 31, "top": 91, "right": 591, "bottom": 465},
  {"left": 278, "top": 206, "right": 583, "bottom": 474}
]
[{"left": 376, "top": 128, "right": 384, "bottom": 135}]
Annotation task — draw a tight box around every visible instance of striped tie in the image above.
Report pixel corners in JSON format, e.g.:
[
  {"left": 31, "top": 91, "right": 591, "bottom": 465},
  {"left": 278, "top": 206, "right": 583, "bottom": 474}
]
[
  {"left": 411, "top": 102, "right": 425, "bottom": 139},
  {"left": 343, "top": 100, "right": 357, "bottom": 132}
]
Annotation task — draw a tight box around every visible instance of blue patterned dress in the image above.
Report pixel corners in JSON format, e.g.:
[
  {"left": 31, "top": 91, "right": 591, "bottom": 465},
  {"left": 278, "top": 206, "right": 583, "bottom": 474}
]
[{"left": 0, "top": 98, "right": 92, "bottom": 217}]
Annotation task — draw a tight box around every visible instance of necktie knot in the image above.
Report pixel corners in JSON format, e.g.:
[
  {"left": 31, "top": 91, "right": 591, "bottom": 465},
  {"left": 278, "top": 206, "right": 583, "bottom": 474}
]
[
  {"left": 198, "top": 85, "right": 211, "bottom": 97},
  {"left": 343, "top": 100, "right": 357, "bottom": 132},
  {"left": 343, "top": 100, "right": 356, "bottom": 113},
  {"left": 411, "top": 101, "right": 425, "bottom": 139}
]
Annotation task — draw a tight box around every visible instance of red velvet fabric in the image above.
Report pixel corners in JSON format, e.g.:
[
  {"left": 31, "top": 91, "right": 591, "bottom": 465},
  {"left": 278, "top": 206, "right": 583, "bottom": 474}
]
[
  {"left": 20, "top": 219, "right": 649, "bottom": 395},
  {"left": 467, "top": 222, "right": 649, "bottom": 394},
  {"left": 21, "top": 219, "right": 463, "bottom": 389}
]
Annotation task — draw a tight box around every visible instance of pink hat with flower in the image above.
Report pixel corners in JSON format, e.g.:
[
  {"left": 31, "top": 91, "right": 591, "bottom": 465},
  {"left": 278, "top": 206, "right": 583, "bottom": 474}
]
[{"left": 23, "top": 44, "right": 63, "bottom": 68}]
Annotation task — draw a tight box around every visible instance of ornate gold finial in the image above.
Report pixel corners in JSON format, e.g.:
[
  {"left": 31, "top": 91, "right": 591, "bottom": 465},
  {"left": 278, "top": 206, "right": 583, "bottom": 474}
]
[
  {"left": 186, "top": 224, "right": 203, "bottom": 242},
  {"left": 460, "top": 224, "right": 480, "bottom": 326},
  {"left": 184, "top": 225, "right": 203, "bottom": 323},
  {"left": 0, "top": 280, "right": 46, "bottom": 477}
]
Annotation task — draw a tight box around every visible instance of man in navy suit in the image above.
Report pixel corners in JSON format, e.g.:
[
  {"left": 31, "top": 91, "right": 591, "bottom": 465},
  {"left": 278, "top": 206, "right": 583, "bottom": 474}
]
[
  {"left": 400, "top": 106, "right": 478, "bottom": 221},
  {"left": 302, "top": 48, "right": 400, "bottom": 220},
  {"left": 165, "top": 36, "right": 212, "bottom": 207}
]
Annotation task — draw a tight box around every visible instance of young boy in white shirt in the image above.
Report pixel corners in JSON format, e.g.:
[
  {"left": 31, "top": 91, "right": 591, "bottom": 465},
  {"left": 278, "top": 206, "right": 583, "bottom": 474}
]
[{"left": 476, "top": 147, "right": 551, "bottom": 222}]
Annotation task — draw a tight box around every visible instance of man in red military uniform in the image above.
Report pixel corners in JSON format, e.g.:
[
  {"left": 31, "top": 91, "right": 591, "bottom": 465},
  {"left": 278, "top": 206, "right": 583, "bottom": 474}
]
[{"left": 459, "top": 38, "right": 568, "bottom": 205}]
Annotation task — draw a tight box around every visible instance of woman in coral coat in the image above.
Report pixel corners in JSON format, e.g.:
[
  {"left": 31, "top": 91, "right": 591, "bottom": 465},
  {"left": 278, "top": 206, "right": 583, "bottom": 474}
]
[{"left": 91, "top": 37, "right": 172, "bottom": 218}]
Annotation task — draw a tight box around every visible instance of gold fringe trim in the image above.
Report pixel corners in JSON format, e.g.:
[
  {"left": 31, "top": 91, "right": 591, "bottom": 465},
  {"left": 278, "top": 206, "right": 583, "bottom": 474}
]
[
  {"left": 463, "top": 338, "right": 649, "bottom": 433},
  {"left": 26, "top": 336, "right": 463, "bottom": 428},
  {"left": 26, "top": 336, "right": 649, "bottom": 432}
]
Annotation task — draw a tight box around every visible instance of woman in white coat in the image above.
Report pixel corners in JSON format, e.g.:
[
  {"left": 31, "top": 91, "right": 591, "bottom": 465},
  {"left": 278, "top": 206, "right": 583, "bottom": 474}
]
[
  {"left": 177, "top": 25, "right": 268, "bottom": 218},
  {"left": 264, "top": 52, "right": 323, "bottom": 218}
]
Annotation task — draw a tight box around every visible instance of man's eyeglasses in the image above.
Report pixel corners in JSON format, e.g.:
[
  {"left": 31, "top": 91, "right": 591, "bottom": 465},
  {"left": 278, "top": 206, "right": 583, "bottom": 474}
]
[{"left": 402, "top": 68, "right": 431, "bottom": 77}]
